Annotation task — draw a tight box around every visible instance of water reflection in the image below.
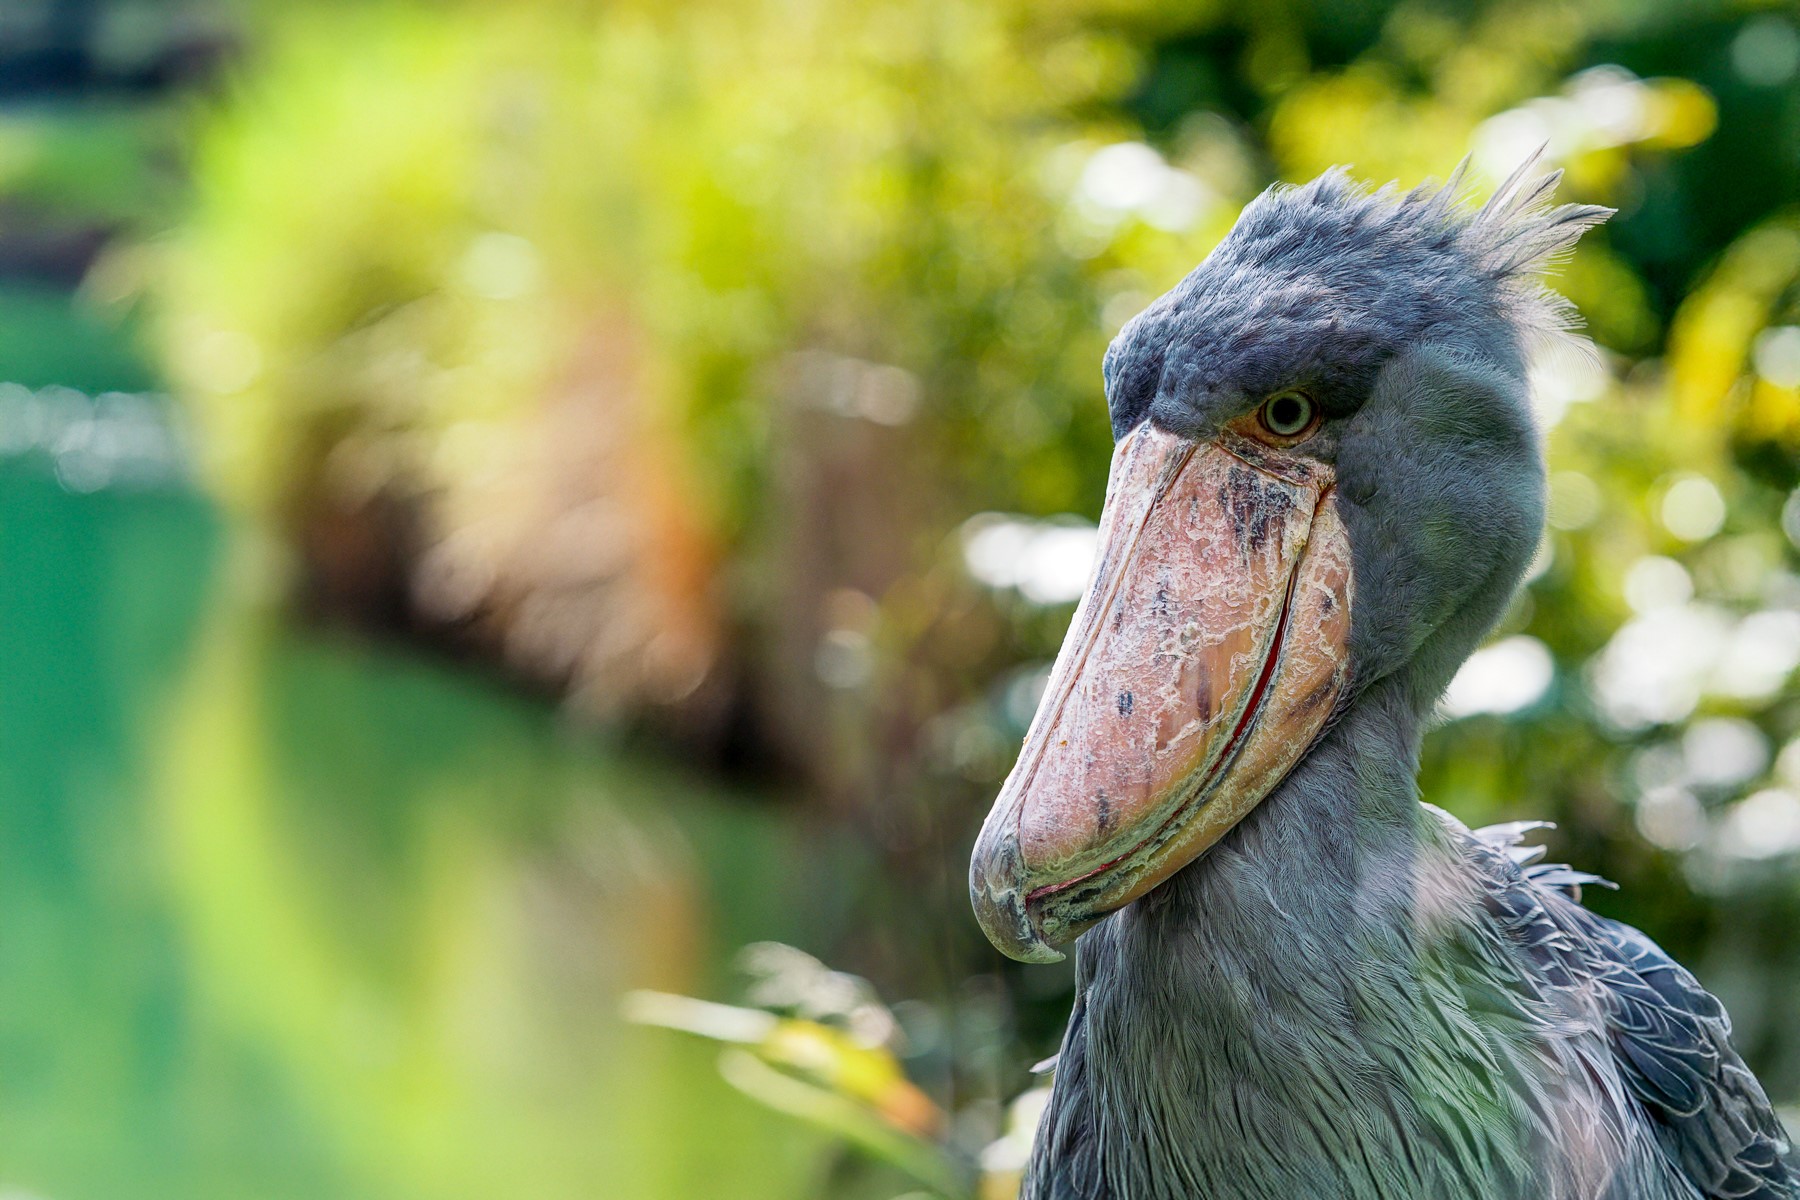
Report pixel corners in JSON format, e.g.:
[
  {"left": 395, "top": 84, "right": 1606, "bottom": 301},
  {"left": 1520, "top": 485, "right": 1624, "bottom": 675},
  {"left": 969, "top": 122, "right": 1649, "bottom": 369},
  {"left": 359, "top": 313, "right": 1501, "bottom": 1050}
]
[{"left": 0, "top": 461, "right": 836, "bottom": 1199}]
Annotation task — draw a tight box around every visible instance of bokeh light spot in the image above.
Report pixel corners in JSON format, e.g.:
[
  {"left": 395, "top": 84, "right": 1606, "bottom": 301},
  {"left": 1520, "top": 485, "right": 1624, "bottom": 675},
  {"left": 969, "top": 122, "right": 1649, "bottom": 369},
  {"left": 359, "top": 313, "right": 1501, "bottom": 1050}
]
[
  {"left": 460, "top": 232, "right": 542, "bottom": 300},
  {"left": 1547, "top": 470, "right": 1602, "bottom": 530},
  {"left": 1732, "top": 15, "right": 1800, "bottom": 87},
  {"left": 1681, "top": 716, "right": 1769, "bottom": 790},
  {"left": 1636, "top": 786, "right": 1706, "bottom": 852},
  {"left": 1441, "top": 635, "right": 1553, "bottom": 718},
  {"left": 1660, "top": 474, "right": 1726, "bottom": 541},
  {"left": 1623, "top": 555, "right": 1693, "bottom": 613},
  {"left": 1752, "top": 325, "right": 1800, "bottom": 387},
  {"left": 1718, "top": 788, "right": 1800, "bottom": 859}
]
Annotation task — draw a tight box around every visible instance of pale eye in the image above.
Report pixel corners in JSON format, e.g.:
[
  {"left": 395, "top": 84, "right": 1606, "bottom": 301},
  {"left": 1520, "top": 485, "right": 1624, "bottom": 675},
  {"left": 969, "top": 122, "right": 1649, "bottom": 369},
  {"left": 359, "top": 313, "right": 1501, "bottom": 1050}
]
[{"left": 1258, "top": 390, "right": 1316, "bottom": 438}]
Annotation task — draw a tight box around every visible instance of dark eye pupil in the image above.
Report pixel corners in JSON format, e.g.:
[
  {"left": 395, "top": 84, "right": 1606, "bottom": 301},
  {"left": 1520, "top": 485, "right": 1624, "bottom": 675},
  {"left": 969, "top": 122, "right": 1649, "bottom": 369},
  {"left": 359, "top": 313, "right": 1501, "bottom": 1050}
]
[{"left": 1269, "top": 395, "right": 1306, "bottom": 431}]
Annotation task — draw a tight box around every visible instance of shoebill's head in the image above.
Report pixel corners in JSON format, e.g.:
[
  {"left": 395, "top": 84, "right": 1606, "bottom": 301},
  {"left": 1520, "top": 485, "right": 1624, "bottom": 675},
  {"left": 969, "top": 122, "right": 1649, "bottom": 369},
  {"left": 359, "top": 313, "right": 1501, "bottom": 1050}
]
[{"left": 971, "top": 158, "right": 1610, "bottom": 963}]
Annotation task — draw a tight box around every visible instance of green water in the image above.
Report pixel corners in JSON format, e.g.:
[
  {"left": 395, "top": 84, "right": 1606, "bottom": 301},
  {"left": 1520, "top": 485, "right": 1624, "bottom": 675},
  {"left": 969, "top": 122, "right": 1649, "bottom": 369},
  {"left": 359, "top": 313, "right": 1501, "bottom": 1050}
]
[{"left": 0, "top": 288, "right": 838, "bottom": 1199}]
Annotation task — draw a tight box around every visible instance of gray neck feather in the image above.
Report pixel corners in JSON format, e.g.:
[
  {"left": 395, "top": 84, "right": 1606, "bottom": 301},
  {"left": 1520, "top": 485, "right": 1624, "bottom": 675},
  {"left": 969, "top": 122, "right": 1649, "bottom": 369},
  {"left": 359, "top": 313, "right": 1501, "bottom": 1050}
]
[
  {"left": 1059, "top": 681, "right": 1584, "bottom": 1199},
  {"left": 1096, "top": 678, "right": 1429, "bottom": 1028}
]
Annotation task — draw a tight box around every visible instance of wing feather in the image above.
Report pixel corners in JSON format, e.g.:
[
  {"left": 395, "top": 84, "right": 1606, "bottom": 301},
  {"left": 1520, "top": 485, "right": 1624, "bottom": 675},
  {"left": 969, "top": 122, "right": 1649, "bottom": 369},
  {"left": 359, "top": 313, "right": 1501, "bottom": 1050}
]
[{"left": 1471, "top": 822, "right": 1798, "bottom": 1200}]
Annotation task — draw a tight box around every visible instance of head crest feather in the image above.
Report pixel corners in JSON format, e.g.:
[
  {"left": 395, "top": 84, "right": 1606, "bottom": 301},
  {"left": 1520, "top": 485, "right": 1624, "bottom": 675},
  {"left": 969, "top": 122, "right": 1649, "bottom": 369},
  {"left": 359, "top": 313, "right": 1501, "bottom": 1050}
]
[
  {"left": 1099, "top": 151, "right": 1612, "bottom": 437},
  {"left": 1457, "top": 149, "right": 1614, "bottom": 361}
]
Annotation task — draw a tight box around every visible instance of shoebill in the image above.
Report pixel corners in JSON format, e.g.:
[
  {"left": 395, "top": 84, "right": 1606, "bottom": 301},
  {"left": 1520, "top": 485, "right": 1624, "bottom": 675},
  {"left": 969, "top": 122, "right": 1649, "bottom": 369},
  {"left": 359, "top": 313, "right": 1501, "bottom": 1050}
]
[{"left": 968, "top": 159, "right": 1798, "bottom": 1199}]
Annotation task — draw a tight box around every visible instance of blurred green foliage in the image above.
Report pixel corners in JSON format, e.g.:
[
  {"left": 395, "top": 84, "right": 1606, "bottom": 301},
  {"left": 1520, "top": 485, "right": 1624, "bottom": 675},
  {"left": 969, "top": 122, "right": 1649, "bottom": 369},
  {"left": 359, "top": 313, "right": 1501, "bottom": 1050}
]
[{"left": 2, "top": 0, "right": 1800, "bottom": 1196}]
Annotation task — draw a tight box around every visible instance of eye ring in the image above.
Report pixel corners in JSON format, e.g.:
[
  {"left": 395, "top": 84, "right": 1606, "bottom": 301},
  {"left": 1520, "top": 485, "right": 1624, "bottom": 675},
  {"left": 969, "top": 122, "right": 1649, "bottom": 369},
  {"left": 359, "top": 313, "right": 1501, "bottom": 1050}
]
[{"left": 1257, "top": 390, "right": 1317, "bottom": 440}]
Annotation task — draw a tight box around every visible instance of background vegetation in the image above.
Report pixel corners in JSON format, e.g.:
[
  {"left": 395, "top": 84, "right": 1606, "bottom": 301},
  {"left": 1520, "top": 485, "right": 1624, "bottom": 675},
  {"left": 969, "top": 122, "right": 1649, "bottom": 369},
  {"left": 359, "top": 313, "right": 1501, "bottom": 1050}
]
[{"left": 4, "top": 0, "right": 1800, "bottom": 1196}]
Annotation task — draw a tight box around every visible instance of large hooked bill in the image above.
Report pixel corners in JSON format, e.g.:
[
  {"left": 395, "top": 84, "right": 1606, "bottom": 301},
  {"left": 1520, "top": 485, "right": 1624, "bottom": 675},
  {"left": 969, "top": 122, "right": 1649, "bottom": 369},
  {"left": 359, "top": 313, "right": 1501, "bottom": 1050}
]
[{"left": 969, "top": 422, "right": 1353, "bottom": 963}]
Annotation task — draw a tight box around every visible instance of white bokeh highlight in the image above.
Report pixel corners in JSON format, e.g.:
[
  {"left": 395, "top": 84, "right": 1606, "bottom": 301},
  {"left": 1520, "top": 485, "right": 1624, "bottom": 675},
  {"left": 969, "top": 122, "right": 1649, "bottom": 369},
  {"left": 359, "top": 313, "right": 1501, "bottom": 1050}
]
[{"left": 1442, "top": 635, "right": 1555, "bottom": 718}]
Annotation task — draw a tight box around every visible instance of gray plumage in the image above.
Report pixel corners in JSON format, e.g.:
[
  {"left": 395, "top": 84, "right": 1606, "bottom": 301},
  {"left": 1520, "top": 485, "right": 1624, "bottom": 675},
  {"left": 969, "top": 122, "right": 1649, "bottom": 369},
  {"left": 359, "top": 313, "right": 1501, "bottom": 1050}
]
[{"left": 1023, "top": 159, "right": 1797, "bottom": 1200}]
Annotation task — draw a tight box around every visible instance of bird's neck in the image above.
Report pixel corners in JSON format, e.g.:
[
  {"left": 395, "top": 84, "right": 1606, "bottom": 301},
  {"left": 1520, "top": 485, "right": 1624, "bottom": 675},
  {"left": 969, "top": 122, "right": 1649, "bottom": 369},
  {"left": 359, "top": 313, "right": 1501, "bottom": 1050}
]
[
  {"left": 1108, "top": 676, "right": 1437, "bottom": 960},
  {"left": 1066, "top": 680, "right": 1494, "bottom": 1181}
]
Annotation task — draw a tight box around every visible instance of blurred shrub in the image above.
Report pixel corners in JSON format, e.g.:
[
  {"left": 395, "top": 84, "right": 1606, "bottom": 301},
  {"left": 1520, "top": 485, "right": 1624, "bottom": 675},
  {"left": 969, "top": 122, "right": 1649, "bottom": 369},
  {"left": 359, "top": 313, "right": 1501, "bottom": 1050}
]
[
  {"left": 151, "top": 0, "right": 1216, "bottom": 758},
  {"left": 141, "top": 0, "right": 1800, "bottom": 1140}
]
